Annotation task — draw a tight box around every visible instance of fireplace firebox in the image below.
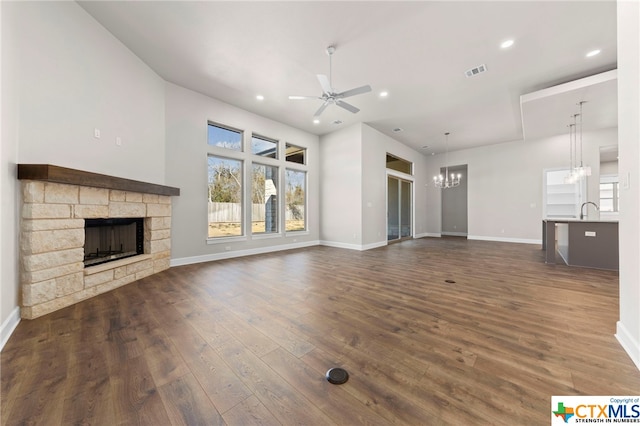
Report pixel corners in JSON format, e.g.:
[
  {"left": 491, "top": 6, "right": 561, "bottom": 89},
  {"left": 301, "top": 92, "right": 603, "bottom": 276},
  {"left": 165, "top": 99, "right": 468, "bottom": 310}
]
[{"left": 84, "top": 218, "right": 144, "bottom": 267}]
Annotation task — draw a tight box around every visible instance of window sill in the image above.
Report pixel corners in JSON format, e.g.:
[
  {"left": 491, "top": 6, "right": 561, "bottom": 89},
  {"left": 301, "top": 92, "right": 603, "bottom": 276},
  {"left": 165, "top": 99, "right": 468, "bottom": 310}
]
[
  {"left": 206, "top": 236, "right": 247, "bottom": 245},
  {"left": 251, "top": 233, "right": 282, "bottom": 240},
  {"left": 285, "top": 230, "right": 309, "bottom": 237}
]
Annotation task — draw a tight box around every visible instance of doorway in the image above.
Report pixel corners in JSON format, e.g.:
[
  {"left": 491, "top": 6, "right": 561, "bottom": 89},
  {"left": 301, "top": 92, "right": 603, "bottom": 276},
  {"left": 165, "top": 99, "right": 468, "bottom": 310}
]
[
  {"left": 441, "top": 164, "right": 468, "bottom": 236},
  {"left": 387, "top": 176, "right": 412, "bottom": 241}
]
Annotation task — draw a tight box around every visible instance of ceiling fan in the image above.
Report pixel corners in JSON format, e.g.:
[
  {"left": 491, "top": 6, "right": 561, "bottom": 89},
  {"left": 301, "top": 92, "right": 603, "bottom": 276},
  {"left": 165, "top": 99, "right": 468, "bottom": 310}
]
[{"left": 289, "top": 45, "right": 372, "bottom": 118}]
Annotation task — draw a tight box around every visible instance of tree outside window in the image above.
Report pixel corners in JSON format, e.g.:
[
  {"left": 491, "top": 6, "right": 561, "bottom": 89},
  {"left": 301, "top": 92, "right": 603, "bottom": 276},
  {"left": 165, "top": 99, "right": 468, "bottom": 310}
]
[
  {"left": 285, "top": 169, "right": 306, "bottom": 232},
  {"left": 208, "top": 155, "right": 243, "bottom": 237}
]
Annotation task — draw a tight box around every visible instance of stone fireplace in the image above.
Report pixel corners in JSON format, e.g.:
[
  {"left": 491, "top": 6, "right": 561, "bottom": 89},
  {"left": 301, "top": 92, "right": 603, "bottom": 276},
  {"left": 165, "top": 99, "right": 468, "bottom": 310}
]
[{"left": 18, "top": 164, "right": 180, "bottom": 319}]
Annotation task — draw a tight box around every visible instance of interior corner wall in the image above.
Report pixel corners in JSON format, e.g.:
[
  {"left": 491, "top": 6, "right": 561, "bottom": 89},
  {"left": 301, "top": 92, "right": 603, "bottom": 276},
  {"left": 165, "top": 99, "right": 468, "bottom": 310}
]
[
  {"left": 165, "top": 83, "right": 320, "bottom": 263},
  {"left": 1, "top": 1, "right": 166, "bottom": 348},
  {"left": 10, "top": 1, "right": 166, "bottom": 185},
  {"left": 319, "top": 123, "right": 363, "bottom": 248},
  {"left": 1, "top": 0, "right": 21, "bottom": 349},
  {"left": 425, "top": 128, "right": 617, "bottom": 242},
  {"left": 616, "top": 0, "right": 640, "bottom": 370},
  {"left": 360, "top": 124, "right": 429, "bottom": 244}
]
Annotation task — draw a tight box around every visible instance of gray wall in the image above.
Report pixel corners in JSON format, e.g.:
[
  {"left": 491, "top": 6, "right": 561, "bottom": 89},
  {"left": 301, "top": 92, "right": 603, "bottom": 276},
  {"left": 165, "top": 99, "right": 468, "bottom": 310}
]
[{"left": 441, "top": 164, "right": 468, "bottom": 235}]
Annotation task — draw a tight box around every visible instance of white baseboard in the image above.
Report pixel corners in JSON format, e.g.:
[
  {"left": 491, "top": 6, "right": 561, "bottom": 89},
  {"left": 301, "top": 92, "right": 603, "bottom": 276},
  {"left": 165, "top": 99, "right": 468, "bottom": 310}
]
[
  {"left": 616, "top": 321, "right": 640, "bottom": 371},
  {"left": 467, "top": 235, "right": 542, "bottom": 245},
  {"left": 170, "top": 240, "right": 320, "bottom": 267},
  {"left": 441, "top": 232, "right": 468, "bottom": 237},
  {"left": 420, "top": 232, "right": 441, "bottom": 238},
  {"left": 0, "top": 307, "right": 21, "bottom": 352},
  {"left": 319, "top": 240, "right": 387, "bottom": 251}
]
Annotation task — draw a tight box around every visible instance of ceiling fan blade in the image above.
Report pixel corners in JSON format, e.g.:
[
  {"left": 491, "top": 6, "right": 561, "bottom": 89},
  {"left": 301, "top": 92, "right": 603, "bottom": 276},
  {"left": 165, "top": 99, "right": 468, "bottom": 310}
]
[
  {"left": 289, "top": 95, "right": 318, "bottom": 100},
  {"left": 337, "top": 85, "right": 372, "bottom": 99},
  {"left": 314, "top": 101, "right": 330, "bottom": 117},
  {"left": 336, "top": 100, "right": 360, "bottom": 114},
  {"left": 317, "top": 74, "right": 333, "bottom": 94}
]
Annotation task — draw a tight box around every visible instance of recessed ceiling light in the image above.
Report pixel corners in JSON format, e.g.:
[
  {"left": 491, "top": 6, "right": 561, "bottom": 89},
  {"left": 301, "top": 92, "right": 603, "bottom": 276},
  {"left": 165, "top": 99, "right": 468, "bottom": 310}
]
[
  {"left": 586, "top": 49, "right": 601, "bottom": 58},
  {"left": 379, "top": 91, "right": 389, "bottom": 98},
  {"left": 500, "top": 39, "right": 514, "bottom": 49},
  {"left": 313, "top": 119, "right": 320, "bottom": 124},
  {"left": 256, "top": 95, "right": 264, "bottom": 101}
]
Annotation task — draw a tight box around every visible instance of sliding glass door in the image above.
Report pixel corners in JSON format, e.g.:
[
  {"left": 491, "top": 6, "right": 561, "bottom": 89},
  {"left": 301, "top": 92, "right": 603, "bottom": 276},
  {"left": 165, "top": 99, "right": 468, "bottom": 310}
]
[{"left": 387, "top": 176, "right": 412, "bottom": 241}]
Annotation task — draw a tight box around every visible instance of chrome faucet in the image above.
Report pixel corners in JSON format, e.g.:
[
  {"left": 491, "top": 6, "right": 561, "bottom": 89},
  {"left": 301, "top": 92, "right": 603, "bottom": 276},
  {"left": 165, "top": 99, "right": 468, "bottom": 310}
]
[{"left": 580, "top": 201, "right": 599, "bottom": 220}]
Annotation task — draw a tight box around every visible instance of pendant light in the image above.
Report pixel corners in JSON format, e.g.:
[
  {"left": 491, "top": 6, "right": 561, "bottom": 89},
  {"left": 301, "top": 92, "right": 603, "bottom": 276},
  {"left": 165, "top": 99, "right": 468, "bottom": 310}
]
[{"left": 433, "top": 132, "right": 461, "bottom": 189}]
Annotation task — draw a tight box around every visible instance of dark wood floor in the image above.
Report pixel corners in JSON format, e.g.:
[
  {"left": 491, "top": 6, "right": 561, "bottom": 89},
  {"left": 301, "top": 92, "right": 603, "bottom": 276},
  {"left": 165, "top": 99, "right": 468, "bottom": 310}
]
[{"left": 2, "top": 237, "right": 639, "bottom": 425}]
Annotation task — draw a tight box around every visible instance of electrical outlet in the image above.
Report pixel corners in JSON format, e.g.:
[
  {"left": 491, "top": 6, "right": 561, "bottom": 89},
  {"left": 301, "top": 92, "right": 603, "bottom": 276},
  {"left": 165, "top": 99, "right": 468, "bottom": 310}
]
[
  {"left": 94, "top": 128, "right": 101, "bottom": 139},
  {"left": 116, "top": 136, "right": 122, "bottom": 146},
  {"left": 585, "top": 231, "right": 596, "bottom": 237}
]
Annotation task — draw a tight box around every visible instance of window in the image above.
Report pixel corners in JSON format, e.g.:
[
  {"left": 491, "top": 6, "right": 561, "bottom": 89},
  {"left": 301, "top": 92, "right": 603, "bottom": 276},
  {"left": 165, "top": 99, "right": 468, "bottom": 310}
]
[
  {"left": 286, "top": 143, "right": 306, "bottom": 165},
  {"left": 207, "top": 155, "right": 243, "bottom": 237},
  {"left": 252, "top": 164, "right": 278, "bottom": 234},
  {"left": 386, "top": 154, "right": 412, "bottom": 174},
  {"left": 208, "top": 123, "right": 242, "bottom": 151},
  {"left": 599, "top": 176, "right": 619, "bottom": 212},
  {"left": 252, "top": 134, "right": 278, "bottom": 158},
  {"left": 285, "top": 169, "right": 306, "bottom": 232}
]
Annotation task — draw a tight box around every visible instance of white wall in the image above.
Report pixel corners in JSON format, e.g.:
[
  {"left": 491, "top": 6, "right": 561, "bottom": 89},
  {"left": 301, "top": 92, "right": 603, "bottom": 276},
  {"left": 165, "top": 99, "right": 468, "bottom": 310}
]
[
  {"left": 1, "top": 1, "right": 167, "bottom": 348},
  {"left": 616, "top": 0, "right": 640, "bottom": 370},
  {"left": 600, "top": 160, "right": 618, "bottom": 175},
  {"left": 165, "top": 83, "right": 320, "bottom": 264},
  {"left": 11, "top": 2, "right": 166, "bottom": 184},
  {"left": 320, "top": 123, "right": 429, "bottom": 249},
  {"left": 319, "top": 124, "right": 363, "bottom": 248},
  {"left": 361, "top": 124, "right": 430, "bottom": 243},
  {"left": 425, "top": 127, "right": 617, "bottom": 243},
  {"left": 1, "top": 0, "right": 21, "bottom": 349}
]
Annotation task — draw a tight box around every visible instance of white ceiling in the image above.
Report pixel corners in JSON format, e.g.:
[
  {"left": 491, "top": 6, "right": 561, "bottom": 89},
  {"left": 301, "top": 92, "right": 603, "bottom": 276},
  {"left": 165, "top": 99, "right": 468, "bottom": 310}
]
[{"left": 78, "top": 1, "right": 618, "bottom": 155}]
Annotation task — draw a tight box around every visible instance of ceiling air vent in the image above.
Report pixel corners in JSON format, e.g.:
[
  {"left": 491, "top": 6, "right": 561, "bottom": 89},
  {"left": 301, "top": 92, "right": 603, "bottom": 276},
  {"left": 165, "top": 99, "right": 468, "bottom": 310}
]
[
  {"left": 393, "top": 127, "right": 404, "bottom": 133},
  {"left": 465, "top": 64, "right": 487, "bottom": 78}
]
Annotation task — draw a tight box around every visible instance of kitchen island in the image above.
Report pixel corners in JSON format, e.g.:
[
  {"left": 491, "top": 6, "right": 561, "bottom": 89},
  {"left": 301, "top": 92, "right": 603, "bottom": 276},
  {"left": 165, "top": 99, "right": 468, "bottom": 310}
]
[{"left": 542, "top": 219, "right": 619, "bottom": 270}]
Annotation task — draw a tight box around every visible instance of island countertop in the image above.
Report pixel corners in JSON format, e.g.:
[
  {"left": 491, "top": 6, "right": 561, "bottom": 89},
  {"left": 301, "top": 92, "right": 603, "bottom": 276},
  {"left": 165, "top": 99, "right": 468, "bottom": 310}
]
[{"left": 542, "top": 219, "right": 618, "bottom": 270}]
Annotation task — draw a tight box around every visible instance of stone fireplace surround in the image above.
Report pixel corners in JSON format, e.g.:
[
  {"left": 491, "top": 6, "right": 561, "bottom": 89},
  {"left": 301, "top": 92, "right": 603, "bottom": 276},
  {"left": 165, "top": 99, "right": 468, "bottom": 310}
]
[{"left": 18, "top": 165, "right": 180, "bottom": 319}]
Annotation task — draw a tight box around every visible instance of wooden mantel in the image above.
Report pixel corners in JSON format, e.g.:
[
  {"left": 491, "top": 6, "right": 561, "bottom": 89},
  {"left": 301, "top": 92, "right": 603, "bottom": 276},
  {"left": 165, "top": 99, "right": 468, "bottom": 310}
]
[{"left": 17, "top": 164, "right": 180, "bottom": 196}]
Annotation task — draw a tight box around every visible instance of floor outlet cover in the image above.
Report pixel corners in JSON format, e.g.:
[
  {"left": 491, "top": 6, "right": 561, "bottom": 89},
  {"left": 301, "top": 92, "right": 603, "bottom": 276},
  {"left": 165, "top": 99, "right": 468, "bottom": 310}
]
[{"left": 326, "top": 367, "right": 349, "bottom": 384}]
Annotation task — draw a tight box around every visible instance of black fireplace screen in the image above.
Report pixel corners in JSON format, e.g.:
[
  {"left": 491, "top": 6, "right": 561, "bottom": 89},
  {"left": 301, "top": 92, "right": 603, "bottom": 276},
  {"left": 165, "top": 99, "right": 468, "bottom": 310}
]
[{"left": 84, "top": 218, "right": 143, "bottom": 267}]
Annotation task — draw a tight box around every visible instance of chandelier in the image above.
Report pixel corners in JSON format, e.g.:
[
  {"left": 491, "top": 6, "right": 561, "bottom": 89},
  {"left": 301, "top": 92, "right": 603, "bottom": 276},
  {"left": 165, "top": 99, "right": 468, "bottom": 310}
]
[
  {"left": 433, "top": 132, "right": 461, "bottom": 189},
  {"left": 565, "top": 101, "right": 591, "bottom": 184}
]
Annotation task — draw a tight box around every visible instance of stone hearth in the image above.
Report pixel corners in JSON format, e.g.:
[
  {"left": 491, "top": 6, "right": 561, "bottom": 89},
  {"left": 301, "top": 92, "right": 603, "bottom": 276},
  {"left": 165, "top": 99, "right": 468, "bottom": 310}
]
[{"left": 18, "top": 165, "right": 179, "bottom": 319}]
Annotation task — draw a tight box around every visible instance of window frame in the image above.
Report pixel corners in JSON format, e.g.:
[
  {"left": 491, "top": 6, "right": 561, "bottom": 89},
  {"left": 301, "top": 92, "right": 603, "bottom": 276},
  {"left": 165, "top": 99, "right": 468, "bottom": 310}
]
[
  {"left": 284, "top": 167, "right": 308, "bottom": 234},
  {"left": 207, "top": 121, "right": 244, "bottom": 152},
  {"left": 207, "top": 154, "right": 245, "bottom": 240},
  {"left": 251, "top": 162, "right": 280, "bottom": 236},
  {"left": 285, "top": 143, "right": 306, "bottom": 165},
  {"left": 251, "top": 133, "right": 279, "bottom": 159}
]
